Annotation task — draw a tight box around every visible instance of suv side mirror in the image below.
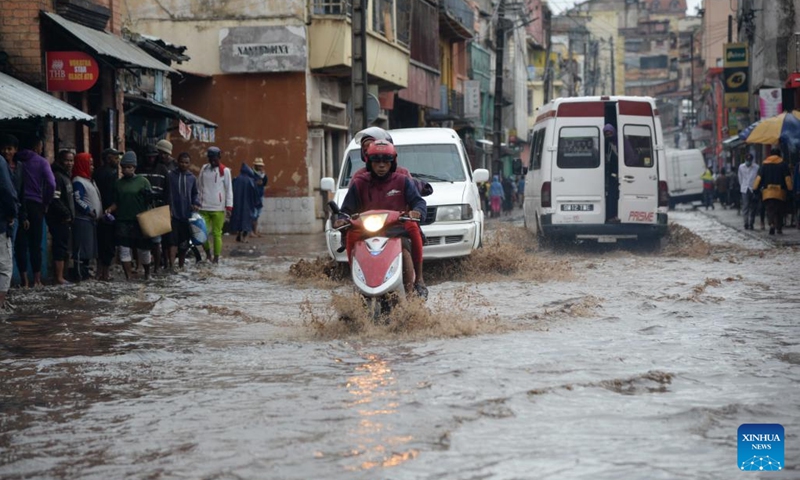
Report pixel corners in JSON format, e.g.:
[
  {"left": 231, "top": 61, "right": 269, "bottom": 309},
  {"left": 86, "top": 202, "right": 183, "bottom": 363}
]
[
  {"left": 320, "top": 177, "right": 336, "bottom": 192},
  {"left": 473, "top": 168, "right": 489, "bottom": 183}
]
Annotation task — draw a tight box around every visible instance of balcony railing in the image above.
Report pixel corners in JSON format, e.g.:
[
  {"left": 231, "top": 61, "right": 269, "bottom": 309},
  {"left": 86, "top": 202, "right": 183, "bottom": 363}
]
[
  {"left": 429, "top": 86, "right": 465, "bottom": 119},
  {"left": 440, "top": 0, "right": 474, "bottom": 36}
]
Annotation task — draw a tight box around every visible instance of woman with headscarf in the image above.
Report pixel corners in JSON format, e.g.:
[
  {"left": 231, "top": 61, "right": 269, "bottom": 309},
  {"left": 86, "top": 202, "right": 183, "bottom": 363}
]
[
  {"left": 489, "top": 175, "right": 504, "bottom": 218},
  {"left": 72, "top": 152, "right": 102, "bottom": 281}
]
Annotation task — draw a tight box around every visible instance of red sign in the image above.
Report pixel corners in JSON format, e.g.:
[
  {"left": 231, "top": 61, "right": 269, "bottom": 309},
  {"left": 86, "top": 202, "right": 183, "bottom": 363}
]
[{"left": 46, "top": 51, "right": 99, "bottom": 92}]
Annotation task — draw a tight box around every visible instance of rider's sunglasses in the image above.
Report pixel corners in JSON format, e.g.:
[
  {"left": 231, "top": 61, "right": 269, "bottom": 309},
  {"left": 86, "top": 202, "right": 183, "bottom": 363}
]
[{"left": 369, "top": 155, "right": 394, "bottom": 164}]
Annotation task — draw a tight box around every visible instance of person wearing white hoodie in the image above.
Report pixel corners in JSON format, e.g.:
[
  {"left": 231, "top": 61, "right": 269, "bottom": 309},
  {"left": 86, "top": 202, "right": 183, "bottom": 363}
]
[{"left": 197, "top": 146, "right": 233, "bottom": 263}]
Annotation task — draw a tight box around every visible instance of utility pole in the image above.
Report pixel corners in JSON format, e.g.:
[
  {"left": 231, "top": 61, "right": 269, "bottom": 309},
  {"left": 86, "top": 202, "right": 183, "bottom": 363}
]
[
  {"left": 592, "top": 41, "right": 600, "bottom": 95},
  {"left": 492, "top": 0, "right": 505, "bottom": 172},
  {"left": 543, "top": 16, "right": 552, "bottom": 103},
  {"left": 689, "top": 29, "right": 695, "bottom": 148},
  {"left": 609, "top": 36, "right": 615, "bottom": 95},
  {"left": 350, "top": 0, "right": 368, "bottom": 132},
  {"left": 567, "top": 33, "right": 574, "bottom": 96}
]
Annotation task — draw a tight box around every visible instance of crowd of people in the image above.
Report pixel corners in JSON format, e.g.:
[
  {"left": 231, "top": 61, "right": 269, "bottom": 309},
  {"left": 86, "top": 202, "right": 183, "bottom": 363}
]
[
  {"left": 723, "top": 148, "right": 797, "bottom": 235},
  {"left": 479, "top": 174, "right": 524, "bottom": 218},
  {"left": 0, "top": 134, "right": 268, "bottom": 312}
]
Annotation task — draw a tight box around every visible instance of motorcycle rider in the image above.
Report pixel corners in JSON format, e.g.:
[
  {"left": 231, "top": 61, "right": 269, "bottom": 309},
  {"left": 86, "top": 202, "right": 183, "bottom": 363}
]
[{"left": 334, "top": 140, "right": 428, "bottom": 298}]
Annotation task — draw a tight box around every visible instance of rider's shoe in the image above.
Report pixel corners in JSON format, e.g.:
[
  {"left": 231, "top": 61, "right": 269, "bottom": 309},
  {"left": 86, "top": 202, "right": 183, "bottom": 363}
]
[{"left": 414, "top": 282, "right": 428, "bottom": 301}]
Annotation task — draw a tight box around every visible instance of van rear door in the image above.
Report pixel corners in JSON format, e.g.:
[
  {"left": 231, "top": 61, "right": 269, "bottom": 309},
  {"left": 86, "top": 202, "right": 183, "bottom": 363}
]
[
  {"left": 616, "top": 100, "right": 658, "bottom": 224},
  {"left": 551, "top": 122, "right": 605, "bottom": 225}
]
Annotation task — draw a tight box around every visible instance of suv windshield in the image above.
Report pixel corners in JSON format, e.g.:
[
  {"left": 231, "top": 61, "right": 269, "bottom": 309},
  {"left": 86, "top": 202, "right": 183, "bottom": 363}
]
[{"left": 339, "top": 144, "right": 466, "bottom": 187}]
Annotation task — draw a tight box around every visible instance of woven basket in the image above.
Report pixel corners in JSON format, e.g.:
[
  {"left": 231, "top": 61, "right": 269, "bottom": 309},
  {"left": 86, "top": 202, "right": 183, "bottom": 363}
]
[{"left": 137, "top": 205, "right": 172, "bottom": 238}]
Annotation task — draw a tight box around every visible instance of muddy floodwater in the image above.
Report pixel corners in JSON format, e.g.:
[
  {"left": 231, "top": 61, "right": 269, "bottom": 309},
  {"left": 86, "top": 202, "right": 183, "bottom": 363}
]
[{"left": 1, "top": 211, "right": 798, "bottom": 479}]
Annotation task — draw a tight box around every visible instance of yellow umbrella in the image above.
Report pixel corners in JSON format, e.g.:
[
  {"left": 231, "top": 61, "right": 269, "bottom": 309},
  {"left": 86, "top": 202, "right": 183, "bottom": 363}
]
[{"left": 745, "top": 110, "right": 800, "bottom": 144}]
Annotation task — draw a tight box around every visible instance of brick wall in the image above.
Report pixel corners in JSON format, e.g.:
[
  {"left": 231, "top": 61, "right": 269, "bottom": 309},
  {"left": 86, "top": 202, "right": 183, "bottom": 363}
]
[{"left": 0, "top": 0, "right": 50, "bottom": 84}]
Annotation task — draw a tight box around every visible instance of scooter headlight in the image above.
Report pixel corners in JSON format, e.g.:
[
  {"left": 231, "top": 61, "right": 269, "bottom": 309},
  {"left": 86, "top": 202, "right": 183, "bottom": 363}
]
[{"left": 362, "top": 213, "right": 388, "bottom": 232}]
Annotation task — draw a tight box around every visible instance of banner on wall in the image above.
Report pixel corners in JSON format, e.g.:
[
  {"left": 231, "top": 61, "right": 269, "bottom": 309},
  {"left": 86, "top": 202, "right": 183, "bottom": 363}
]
[
  {"left": 45, "top": 51, "right": 99, "bottom": 92},
  {"left": 759, "top": 88, "right": 783, "bottom": 118}
]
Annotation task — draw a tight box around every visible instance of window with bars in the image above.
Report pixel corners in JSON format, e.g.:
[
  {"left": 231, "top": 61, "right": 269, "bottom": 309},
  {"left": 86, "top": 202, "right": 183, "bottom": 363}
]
[
  {"left": 373, "top": 0, "right": 394, "bottom": 37},
  {"left": 312, "top": 0, "right": 352, "bottom": 16}
]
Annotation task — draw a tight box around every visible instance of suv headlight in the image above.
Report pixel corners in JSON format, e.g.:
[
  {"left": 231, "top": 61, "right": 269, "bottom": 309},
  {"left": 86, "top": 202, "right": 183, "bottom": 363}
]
[{"left": 435, "top": 204, "right": 473, "bottom": 222}]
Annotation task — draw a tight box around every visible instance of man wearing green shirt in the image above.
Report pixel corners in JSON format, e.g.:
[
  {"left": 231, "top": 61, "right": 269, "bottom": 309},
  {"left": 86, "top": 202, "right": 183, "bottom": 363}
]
[{"left": 105, "top": 151, "right": 153, "bottom": 280}]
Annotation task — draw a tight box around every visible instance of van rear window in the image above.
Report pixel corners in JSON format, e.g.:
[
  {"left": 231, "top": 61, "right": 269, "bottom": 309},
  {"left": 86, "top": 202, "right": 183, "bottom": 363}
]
[{"left": 557, "top": 127, "right": 600, "bottom": 169}]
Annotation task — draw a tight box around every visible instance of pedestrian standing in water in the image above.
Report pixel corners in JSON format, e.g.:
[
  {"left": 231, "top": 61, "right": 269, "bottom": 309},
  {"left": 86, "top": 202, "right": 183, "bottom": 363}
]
[
  {"left": 0, "top": 151, "right": 18, "bottom": 312},
  {"left": 93, "top": 148, "right": 120, "bottom": 281},
  {"left": 71, "top": 152, "right": 102, "bottom": 281},
  {"left": 167, "top": 152, "right": 200, "bottom": 270},
  {"left": 47, "top": 149, "right": 75, "bottom": 285},
  {"left": 489, "top": 175, "right": 504, "bottom": 218},
  {"left": 14, "top": 136, "right": 55, "bottom": 288},
  {"left": 251, "top": 158, "right": 268, "bottom": 237},
  {"left": 138, "top": 145, "right": 170, "bottom": 273},
  {"left": 197, "top": 146, "right": 233, "bottom": 264},
  {"left": 105, "top": 152, "right": 153, "bottom": 280},
  {"left": 230, "top": 162, "right": 260, "bottom": 243},
  {"left": 753, "top": 147, "right": 793, "bottom": 235}
]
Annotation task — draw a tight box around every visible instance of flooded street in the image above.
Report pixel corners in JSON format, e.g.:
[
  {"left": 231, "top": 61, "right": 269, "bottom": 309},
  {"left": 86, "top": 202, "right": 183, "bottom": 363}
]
[{"left": 1, "top": 211, "right": 799, "bottom": 479}]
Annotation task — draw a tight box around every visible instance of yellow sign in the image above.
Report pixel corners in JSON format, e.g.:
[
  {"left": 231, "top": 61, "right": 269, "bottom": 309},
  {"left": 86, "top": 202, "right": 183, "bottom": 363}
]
[{"left": 725, "top": 92, "right": 749, "bottom": 108}]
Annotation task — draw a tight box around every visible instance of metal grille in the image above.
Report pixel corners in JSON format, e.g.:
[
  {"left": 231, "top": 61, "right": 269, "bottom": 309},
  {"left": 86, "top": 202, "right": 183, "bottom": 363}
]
[
  {"left": 421, "top": 206, "right": 437, "bottom": 225},
  {"left": 444, "top": 236, "right": 463, "bottom": 244},
  {"left": 312, "top": 0, "right": 352, "bottom": 16}
]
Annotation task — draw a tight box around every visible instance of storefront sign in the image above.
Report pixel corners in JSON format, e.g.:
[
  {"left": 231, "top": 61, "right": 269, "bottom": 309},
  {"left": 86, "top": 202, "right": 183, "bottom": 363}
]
[
  {"left": 45, "top": 51, "right": 99, "bottom": 92},
  {"left": 220, "top": 26, "right": 307, "bottom": 73},
  {"left": 464, "top": 80, "right": 481, "bottom": 118},
  {"left": 759, "top": 88, "right": 783, "bottom": 118},
  {"left": 724, "top": 43, "right": 748, "bottom": 67},
  {"left": 723, "top": 43, "right": 749, "bottom": 108},
  {"left": 724, "top": 67, "right": 749, "bottom": 108}
]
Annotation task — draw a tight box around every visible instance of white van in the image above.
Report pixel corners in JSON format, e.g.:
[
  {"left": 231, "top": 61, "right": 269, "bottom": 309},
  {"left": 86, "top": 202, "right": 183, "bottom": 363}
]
[
  {"left": 664, "top": 148, "right": 705, "bottom": 208},
  {"left": 523, "top": 96, "right": 669, "bottom": 246},
  {"left": 320, "top": 128, "right": 490, "bottom": 263}
]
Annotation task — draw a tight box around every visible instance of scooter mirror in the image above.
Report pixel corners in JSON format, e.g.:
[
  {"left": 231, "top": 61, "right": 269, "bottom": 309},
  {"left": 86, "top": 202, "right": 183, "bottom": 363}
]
[{"left": 328, "top": 201, "right": 341, "bottom": 215}]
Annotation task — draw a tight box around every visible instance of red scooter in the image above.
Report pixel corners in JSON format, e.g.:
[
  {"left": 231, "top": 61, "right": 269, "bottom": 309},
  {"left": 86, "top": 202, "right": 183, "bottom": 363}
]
[{"left": 329, "top": 201, "right": 417, "bottom": 316}]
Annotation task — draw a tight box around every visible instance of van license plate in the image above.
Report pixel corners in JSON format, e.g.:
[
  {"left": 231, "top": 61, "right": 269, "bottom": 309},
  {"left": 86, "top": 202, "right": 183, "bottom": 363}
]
[{"left": 561, "top": 204, "right": 593, "bottom": 211}]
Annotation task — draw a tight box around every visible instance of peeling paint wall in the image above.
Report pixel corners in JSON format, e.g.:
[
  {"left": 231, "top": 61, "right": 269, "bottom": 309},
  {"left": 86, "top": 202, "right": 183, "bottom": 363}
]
[
  {"left": 170, "top": 72, "right": 308, "bottom": 198},
  {"left": 122, "top": 0, "right": 306, "bottom": 75}
]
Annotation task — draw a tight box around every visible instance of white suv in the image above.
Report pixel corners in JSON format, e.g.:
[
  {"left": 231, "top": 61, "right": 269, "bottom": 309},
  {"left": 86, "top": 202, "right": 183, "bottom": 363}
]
[{"left": 320, "top": 128, "right": 490, "bottom": 263}]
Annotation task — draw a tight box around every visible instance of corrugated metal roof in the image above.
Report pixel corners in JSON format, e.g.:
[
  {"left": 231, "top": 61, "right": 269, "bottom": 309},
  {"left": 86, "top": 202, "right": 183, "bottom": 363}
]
[
  {"left": 0, "top": 71, "right": 95, "bottom": 122},
  {"left": 125, "top": 95, "right": 217, "bottom": 128},
  {"left": 42, "top": 12, "right": 176, "bottom": 73}
]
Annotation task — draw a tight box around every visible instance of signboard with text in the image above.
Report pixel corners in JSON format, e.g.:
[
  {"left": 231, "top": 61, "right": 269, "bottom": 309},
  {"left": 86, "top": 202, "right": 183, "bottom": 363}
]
[
  {"left": 220, "top": 26, "right": 307, "bottom": 73},
  {"left": 45, "top": 51, "right": 99, "bottom": 92},
  {"left": 723, "top": 43, "right": 749, "bottom": 108}
]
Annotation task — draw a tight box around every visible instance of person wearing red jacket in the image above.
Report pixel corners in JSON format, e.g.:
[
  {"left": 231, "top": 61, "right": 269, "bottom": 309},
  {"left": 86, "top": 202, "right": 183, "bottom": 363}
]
[{"left": 334, "top": 140, "right": 428, "bottom": 298}]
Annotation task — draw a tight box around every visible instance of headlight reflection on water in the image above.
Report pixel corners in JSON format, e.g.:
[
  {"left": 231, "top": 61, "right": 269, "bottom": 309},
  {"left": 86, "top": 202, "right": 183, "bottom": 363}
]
[{"left": 343, "top": 354, "right": 419, "bottom": 471}]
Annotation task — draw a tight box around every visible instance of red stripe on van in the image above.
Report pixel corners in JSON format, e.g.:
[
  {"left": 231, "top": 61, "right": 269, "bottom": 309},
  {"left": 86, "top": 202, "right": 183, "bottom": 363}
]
[
  {"left": 557, "top": 102, "right": 605, "bottom": 117},
  {"left": 619, "top": 100, "right": 653, "bottom": 116},
  {"left": 535, "top": 110, "right": 556, "bottom": 124}
]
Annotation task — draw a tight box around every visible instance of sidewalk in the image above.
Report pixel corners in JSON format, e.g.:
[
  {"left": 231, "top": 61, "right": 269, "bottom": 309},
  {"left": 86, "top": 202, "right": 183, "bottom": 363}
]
[{"left": 690, "top": 202, "right": 800, "bottom": 247}]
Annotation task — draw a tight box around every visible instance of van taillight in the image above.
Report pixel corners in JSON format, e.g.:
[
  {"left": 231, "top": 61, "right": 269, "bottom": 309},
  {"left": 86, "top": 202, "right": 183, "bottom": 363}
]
[
  {"left": 658, "top": 181, "right": 669, "bottom": 207},
  {"left": 542, "top": 182, "right": 552, "bottom": 208}
]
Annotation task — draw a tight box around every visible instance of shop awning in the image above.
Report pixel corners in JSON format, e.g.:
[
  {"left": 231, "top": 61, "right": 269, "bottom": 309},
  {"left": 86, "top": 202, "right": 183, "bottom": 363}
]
[
  {"left": 124, "top": 95, "right": 217, "bottom": 128},
  {"left": 722, "top": 135, "right": 744, "bottom": 150},
  {"left": 0, "top": 71, "right": 95, "bottom": 122},
  {"left": 41, "top": 12, "right": 176, "bottom": 73}
]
